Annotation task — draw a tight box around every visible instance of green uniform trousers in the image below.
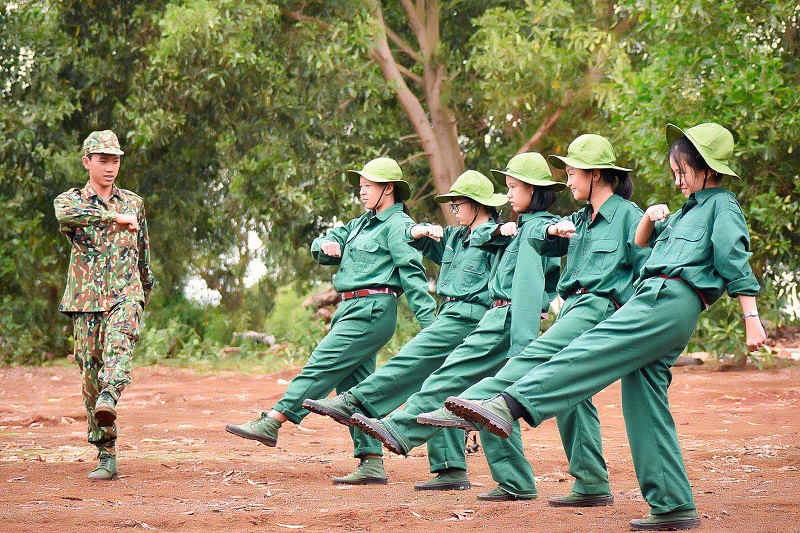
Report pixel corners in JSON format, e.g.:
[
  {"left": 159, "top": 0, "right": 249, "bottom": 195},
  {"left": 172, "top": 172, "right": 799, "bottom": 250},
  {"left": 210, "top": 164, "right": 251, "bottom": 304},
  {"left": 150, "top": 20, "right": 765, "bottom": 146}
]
[
  {"left": 506, "top": 277, "right": 701, "bottom": 514},
  {"left": 460, "top": 293, "right": 616, "bottom": 497},
  {"left": 382, "top": 305, "right": 512, "bottom": 472},
  {"left": 273, "top": 294, "right": 397, "bottom": 457},
  {"left": 72, "top": 299, "right": 143, "bottom": 449},
  {"left": 349, "top": 300, "right": 487, "bottom": 456}
]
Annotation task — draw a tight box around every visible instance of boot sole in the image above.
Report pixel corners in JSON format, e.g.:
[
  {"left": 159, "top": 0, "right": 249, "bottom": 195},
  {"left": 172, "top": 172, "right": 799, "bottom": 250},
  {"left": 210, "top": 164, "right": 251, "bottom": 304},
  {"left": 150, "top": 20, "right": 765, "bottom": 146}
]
[
  {"left": 88, "top": 473, "right": 118, "bottom": 482},
  {"left": 629, "top": 518, "right": 701, "bottom": 531},
  {"left": 225, "top": 424, "right": 277, "bottom": 447},
  {"left": 332, "top": 476, "right": 388, "bottom": 485},
  {"left": 548, "top": 494, "right": 615, "bottom": 507},
  {"left": 414, "top": 480, "right": 471, "bottom": 491},
  {"left": 351, "top": 413, "right": 406, "bottom": 456},
  {"left": 94, "top": 405, "right": 117, "bottom": 427},
  {"left": 477, "top": 492, "right": 537, "bottom": 502},
  {"left": 444, "top": 397, "right": 512, "bottom": 438},
  {"left": 302, "top": 399, "right": 354, "bottom": 427},
  {"left": 416, "top": 412, "right": 478, "bottom": 432}
]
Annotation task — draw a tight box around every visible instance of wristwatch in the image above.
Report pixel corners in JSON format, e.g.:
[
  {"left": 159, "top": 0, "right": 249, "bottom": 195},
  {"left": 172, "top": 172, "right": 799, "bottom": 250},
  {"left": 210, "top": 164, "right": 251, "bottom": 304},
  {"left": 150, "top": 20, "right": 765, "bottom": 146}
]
[{"left": 742, "top": 310, "right": 759, "bottom": 320}]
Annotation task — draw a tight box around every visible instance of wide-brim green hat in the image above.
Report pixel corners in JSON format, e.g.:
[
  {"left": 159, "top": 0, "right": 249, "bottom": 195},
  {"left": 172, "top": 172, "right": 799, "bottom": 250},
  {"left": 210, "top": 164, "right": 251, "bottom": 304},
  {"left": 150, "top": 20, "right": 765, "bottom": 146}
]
[
  {"left": 434, "top": 170, "right": 508, "bottom": 207},
  {"left": 666, "top": 123, "right": 739, "bottom": 178},
  {"left": 491, "top": 152, "right": 566, "bottom": 191},
  {"left": 548, "top": 133, "right": 632, "bottom": 172},
  {"left": 347, "top": 157, "right": 412, "bottom": 201}
]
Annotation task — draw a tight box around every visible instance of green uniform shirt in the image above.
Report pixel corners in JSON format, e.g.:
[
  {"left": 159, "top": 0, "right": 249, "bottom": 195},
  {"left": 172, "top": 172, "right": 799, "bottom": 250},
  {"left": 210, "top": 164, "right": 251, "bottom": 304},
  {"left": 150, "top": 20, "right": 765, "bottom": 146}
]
[
  {"left": 640, "top": 188, "right": 760, "bottom": 304},
  {"left": 530, "top": 194, "right": 649, "bottom": 305},
  {"left": 407, "top": 222, "right": 500, "bottom": 308},
  {"left": 54, "top": 182, "right": 154, "bottom": 314},
  {"left": 472, "top": 211, "right": 561, "bottom": 359},
  {"left": 311, "top": 203, "right": 436, "bottom": 328}
]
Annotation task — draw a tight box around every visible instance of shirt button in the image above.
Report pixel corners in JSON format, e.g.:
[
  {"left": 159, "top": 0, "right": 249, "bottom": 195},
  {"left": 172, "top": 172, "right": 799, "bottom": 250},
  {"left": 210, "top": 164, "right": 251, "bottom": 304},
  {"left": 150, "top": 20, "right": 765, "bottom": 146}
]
[
  {"left": 586, "top": 229, "right": 591, "bottom": 233},
  {"left": 581, "top": 251, "right": 586, "bottom": 255},
  {"left": 573, "top": 270, "right": 578, "bottom": 275}
]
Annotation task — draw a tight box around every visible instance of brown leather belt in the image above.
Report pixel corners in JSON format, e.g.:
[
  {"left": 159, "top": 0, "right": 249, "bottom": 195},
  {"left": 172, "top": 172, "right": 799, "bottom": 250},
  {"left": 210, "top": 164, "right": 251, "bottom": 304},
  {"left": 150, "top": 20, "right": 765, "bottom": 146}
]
[
  {"left": 492, "top": 299, "right": 511, "bottom": 308},
  {"left": 657, "top": 275, "right": 709, "bottom": 310},
  {"left": 571, "top": 287, "right": 620, "bottom": 310},
  {"left": 340, "top": 287, "right": 397, "bottom": 301}
]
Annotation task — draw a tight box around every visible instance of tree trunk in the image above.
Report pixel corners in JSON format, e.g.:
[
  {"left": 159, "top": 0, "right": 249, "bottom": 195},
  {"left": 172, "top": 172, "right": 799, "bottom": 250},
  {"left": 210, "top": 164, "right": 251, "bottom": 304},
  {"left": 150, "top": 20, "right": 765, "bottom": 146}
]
[{"left": 365, "top": 0, "right": 461, "bottom": 225}]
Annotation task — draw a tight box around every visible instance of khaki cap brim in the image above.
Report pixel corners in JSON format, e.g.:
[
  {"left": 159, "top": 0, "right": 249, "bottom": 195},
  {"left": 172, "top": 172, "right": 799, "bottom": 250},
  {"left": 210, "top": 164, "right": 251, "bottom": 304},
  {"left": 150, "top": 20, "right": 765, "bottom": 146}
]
[
  {"left": 665, "top": 123, "right": 739, "bottom": 178},
  {"left": 490, "top": 168, "right": 567, "bottom": 191},
  {"left": 347, "top": 170, "right": 411, "bottom": 201}
]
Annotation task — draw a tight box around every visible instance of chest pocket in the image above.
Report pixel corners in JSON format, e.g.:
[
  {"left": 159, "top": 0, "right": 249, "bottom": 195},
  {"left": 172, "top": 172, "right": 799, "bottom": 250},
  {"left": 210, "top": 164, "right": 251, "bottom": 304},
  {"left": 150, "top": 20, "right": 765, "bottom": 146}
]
[
  {"left": 457, "top": 256, "right": 488, "bottom": 293},
  {"left": 585, "top": 238, "right": 619, "bottom": 275},
  {"left": 672, "top": 225, "right": 706, "bottom": 263},
  {"left": 498, "top": 249, "right": 517, "bottom": 273},
  {"left": 349, "top": 239, "right": 381, "bottom": 272}
]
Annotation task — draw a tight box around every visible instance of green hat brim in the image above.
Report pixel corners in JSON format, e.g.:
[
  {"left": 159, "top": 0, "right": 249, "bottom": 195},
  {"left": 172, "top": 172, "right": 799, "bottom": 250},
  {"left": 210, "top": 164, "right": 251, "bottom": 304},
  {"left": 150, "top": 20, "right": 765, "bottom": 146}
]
[
  {"left": 347, "top": 170, "right": 411, "bottom": 201},
  {"left": 547, "top": 155, "right": 632, "bottom": 173},
  {"left": 665, "top": 123, "right": 739, "bottom": 178},
  {"left": 434, "top": 192, "right": 508, "bottom": 207},
  {"left": 490, "top": 168, "right": 567, "bottom": 191}
]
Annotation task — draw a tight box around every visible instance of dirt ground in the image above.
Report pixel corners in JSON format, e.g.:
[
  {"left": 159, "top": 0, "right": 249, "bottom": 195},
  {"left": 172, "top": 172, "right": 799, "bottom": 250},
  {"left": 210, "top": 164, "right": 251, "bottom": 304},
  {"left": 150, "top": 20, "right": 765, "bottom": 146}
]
[{"left": 1, "top": 363, "right": 798, "bottom": 532}]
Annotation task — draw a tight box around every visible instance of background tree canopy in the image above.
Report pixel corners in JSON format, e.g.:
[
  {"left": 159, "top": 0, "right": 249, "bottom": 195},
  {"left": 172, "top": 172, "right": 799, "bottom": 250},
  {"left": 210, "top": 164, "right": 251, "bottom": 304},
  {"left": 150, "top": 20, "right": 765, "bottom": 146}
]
[{"left": 1, "top": 0, "right": 797, "bottom": 365}]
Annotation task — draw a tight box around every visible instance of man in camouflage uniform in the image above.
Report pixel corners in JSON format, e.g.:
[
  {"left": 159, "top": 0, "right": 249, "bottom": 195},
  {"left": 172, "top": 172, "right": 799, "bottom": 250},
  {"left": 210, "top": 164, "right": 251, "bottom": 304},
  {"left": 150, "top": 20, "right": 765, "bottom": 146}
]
[{"left": 54, "top": 130, "right": 154, "bottom": 481}]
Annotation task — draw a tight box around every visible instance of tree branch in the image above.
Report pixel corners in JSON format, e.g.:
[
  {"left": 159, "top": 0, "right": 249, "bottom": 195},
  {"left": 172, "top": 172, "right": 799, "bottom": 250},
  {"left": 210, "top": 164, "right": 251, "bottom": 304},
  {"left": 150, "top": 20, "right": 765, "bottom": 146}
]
[
  {"left": 400, "top": 0, "right": 428, "bottom": 57},
  {"left": 610, "top": 13, "right": 639, "bottom": 39},
  {"left": 385, "top": 25, "right": 424, "bottom": 63},
  {"left": 396, "top": 63, "right": 423, "bottom": 85},
  {"left": 516, "top": 94, "right": 572, "bottom": 154},
  {"left": 279, "top": 7, "right": 331, "bottom": 30}
]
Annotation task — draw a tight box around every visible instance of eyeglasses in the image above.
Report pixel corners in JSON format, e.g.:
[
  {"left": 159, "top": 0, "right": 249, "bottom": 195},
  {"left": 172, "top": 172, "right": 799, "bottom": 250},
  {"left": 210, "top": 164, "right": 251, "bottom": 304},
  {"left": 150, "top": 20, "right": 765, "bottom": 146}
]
[{"left": 448, "top": 201, "right": 470, "bottom": 213}]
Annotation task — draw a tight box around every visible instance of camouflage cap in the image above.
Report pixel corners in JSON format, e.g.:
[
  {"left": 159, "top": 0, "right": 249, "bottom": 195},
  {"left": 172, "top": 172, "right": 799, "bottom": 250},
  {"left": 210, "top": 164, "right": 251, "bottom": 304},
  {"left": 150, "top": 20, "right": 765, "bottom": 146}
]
[{"left": 83, "top": 130, "right": 124, "bottom": 157}]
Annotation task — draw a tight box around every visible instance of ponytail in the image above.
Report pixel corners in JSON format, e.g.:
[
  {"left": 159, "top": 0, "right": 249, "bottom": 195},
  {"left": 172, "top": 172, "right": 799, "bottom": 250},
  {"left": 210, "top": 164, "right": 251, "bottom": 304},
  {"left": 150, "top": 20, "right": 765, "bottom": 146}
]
[
  {"left": 487, "top": 207, "right": 502, "bottom": 224},
  {"left": 599, "top": 168, "right": 633, "bottom": 200},
  {"left": 397, "top": 201, "right": 410, "bottom": 215}
]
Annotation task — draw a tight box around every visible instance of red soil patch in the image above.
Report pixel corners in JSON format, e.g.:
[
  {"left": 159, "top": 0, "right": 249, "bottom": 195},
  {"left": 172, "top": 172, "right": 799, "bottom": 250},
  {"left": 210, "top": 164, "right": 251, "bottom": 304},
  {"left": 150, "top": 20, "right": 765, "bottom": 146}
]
[{"left": 1, "top": 364, "right": 798, "bottom": 532}]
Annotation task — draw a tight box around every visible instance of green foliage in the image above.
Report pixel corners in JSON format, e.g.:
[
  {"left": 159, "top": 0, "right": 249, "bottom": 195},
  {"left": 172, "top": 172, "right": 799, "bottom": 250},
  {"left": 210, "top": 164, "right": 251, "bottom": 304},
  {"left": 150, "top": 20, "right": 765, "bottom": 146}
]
[{"left": 1, "top": 0, "right": 797, "bottom": 365}]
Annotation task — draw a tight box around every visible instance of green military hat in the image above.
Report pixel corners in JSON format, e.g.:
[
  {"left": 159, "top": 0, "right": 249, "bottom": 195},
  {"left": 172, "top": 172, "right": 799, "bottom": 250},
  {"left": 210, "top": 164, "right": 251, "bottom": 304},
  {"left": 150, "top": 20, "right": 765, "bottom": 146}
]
[
  {"left": 491, "top": 152, "right": 566, "bottom": 191},
  {"left": 347, "top": 157, "right": 411, "bottom": 202},
  {"left": 666, "top": 122, "right": 739, "bottom": 178},
  {"left": 548, "top": 134, "right": 632, "bottom": 172},
  {"left": 435, "top": 170, "right": 508, "bottom": 207},
  {"left": 83, "top": 130, "right": 124, "bottom": 157}
]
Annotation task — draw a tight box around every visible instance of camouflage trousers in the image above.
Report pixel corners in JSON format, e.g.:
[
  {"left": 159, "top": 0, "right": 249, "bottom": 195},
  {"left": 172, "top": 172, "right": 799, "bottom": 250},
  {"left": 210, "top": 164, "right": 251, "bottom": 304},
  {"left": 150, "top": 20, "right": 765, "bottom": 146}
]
[{"left": 72, "top": 299, "right": 143, "bottom": 451}]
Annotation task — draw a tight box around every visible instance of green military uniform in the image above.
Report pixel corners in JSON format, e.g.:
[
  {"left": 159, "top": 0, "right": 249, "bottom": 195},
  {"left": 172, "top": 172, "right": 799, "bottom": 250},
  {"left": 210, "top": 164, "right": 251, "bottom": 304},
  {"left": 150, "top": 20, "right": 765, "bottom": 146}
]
[
  {"left": 54, "top": 131, "right": 154, "bottom": 461},
  {"left": 496, "top": 124, "right": 759, "bottom": 523},
  {"left": 454, "top": 135, "right": 648, "bottom": 499},
  {"left": 272, "top": 201, "right": 436, "bottom": 457},
  {"left": 304, "top": 171, "right": 507, "bottom": 478},
  {"left": 463, "top": 194, "right": 649, "bottom": 497},
  {"left": 377, "top": 209, "right": 560, "bottom": 473}
]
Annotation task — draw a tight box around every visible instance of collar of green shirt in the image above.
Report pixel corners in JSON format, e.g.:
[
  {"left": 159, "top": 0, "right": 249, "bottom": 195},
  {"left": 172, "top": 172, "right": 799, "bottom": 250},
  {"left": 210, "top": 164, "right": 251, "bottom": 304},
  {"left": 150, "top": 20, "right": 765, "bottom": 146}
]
[
  {"left": 518, "top": 210, "right": 552, "bottom": 227},
  {"left": 683, "top": 187, "right": 728, "bottom": 212},
  {"left": 370, "top": 202, "right": 404, "bottom": 221},
  {"left": 584, "top": 193, "right": 625, "bottom": 225}
]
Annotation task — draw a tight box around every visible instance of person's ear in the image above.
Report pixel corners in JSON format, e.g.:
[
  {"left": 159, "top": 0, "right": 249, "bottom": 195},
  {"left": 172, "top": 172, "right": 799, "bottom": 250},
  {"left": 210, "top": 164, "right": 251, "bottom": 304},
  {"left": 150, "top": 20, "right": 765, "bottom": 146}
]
[{"left": 82, "top": 156, "right": 91, "bottom": 170}]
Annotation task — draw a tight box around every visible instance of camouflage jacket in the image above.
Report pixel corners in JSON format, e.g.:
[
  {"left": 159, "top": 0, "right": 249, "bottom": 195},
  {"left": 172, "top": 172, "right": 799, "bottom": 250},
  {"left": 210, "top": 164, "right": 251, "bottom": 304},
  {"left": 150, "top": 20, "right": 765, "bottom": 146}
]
[{"left": 54, "top": 182, "right": 154, "bottom": 313}]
